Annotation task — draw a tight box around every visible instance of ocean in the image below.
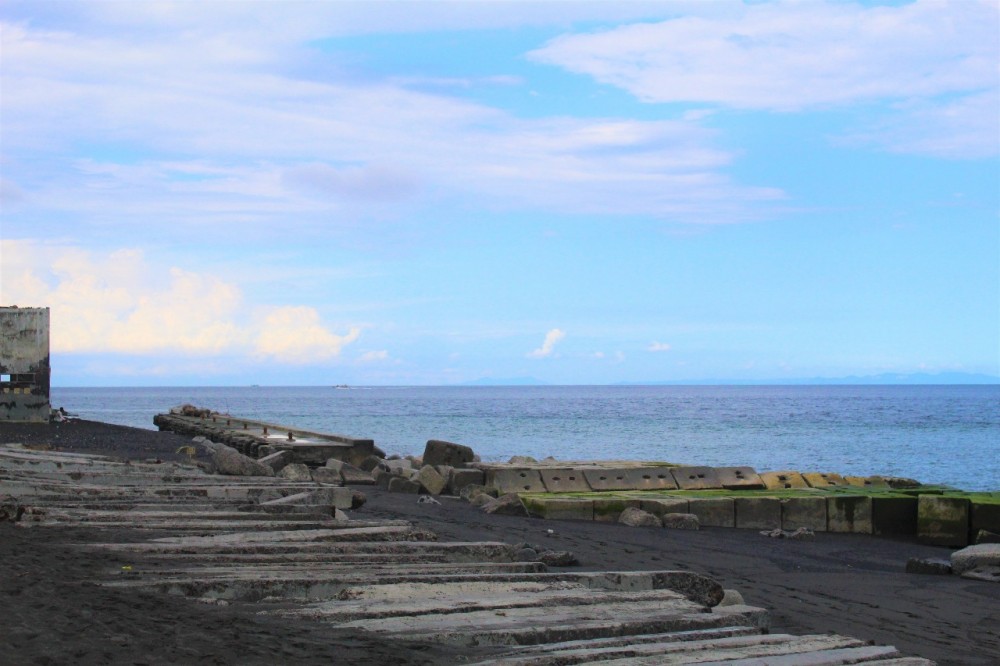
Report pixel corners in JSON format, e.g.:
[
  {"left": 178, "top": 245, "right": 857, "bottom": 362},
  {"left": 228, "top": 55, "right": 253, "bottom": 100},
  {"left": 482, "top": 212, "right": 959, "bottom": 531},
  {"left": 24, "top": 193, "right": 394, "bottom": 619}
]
[{"left": 48, "top": 385, "right": 999, "bottom": 491}]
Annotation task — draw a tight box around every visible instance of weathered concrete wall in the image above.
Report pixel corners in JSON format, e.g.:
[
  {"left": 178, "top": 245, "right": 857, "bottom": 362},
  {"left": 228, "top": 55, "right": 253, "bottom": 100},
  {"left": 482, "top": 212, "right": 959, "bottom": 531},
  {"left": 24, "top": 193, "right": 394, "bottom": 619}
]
[{"left": 0, "top": 307, "right": 51, "bottom": 422}]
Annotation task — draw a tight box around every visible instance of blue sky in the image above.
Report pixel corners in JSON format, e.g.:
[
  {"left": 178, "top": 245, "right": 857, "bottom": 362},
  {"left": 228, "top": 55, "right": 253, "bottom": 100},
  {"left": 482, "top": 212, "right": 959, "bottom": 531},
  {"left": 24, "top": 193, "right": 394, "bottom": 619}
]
[{"left": 1, "top": 0, "right": 997, "bottom": 386}]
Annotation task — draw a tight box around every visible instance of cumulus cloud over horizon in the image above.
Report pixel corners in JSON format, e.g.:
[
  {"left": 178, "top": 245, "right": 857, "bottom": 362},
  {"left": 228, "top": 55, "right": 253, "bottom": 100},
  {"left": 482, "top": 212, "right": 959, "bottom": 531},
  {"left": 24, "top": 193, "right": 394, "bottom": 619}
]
[{"left": 528, "top": 328, "right": 566, "bottom": 359}]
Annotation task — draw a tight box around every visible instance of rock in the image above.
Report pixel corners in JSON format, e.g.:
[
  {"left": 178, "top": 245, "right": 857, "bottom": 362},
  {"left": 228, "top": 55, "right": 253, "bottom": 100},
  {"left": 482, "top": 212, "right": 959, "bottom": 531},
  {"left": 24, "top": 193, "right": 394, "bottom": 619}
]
[
  {"left": 960, "top": 566, "right": 1000, "bottom": 583},
  {"left": 460, "top": 484, "right": 497, "bottom": 501},
  {"left": 417, "top": 465, "right": 447, "bottom": 495},
  {"left": 508, "top": 455, "right": 537, "bottom": 464},
  {"left": 278, "top": 463, "right": 312, "bottom": 481},
  {"left": 333, "top": 508, "right": 349, "bottom": 521},
  {"left": 207, "top": 443, "right": 273, "bottom": 477},
  {"left": 905, "top": 557, "right": 953, "bottom": 575},
  {"left": 311, "top": 467, "right": 341, "bottom": 485},
  {"left": 407, "top": 455, "right": 424, "bottom": 467},
  {"left": 661, "top": 513, "right": 700, "bottom": 530},
  {"left": 951, "top": 543, "right": 1000, "bottom": 575},
  {"left": 975, "top": 529, "right": 1000, "bottom": 544},
  {"left": 482, "top": 493, "right": 528, "bottom": 517},
  {"left": 469, "top": 493, "right": 493, "bottom": 508},
  {"left": 618, "top": 507, "right": 661, "bottom": 528},
  {"left": 542, "top": 456, "right": 557, "bottom": 462},
  {"left": 387, "top": 477, "right": 421, "bottom": 494},
  {"left": 351, "top": 490, "right": 366, "bottom": 510},
  {"left": 449, "top": 468, "right": 485, "bottom": 495},
  {"left": 257, "top": 450, "right": 293, "bottom": 473},
  {"left": 514, "top": 547, "right": 538, "bottom": 561},
  {"left": 885, "top": 476, "right": 922, "bottom": 489},
  {"left": 380, "top": 459, "right": 413, "bottom": 475},
  {"left": 788, "top": 527, "right": 815, "bottom": 540},
  {"left": 423, "top": 439, "right": 475, "bottom": 467},
  {"left": 417, "top": 495, "right": 441, "bottom": 505},
  {"left": 0, "top": 500, "right": 25, "bottom": 523},
  {"left": 339, "top": 462, "right": 375, "bottom": 485},
  {"left": 373, "top": 468, "right": 393, "bottom": 490},
  {"left": 325, "top": 458, "right": 346, "bottom": 472},
  {"left": 358, "top": 455, "right": 383, "bottom": 472},
  {"left": 718, "top": 589, "right": 745, "bottom": 607},
  {"left": 538, "top": 550, "right": 578, "bottom": 567}
]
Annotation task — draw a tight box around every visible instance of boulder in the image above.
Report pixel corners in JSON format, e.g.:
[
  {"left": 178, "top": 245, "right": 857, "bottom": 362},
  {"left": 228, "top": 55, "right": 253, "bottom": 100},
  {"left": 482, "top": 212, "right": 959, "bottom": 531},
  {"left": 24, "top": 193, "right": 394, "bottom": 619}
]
[
  {"left": 482, "top": 493, "right": 528, "bottom": 517},
  {"left": 661, "top": 513, "right": 700, "bottom": 530},
  {"left": 206, "top": 443, "right": 273, "bottom": 477},
  {"left": 514, "top": 547, "right": 538, "bottom": 562},
  {"left": 340, "top": 462, "right": 376, "bottom": 485},
  {"left": 951, "top": 543, "right": 1000, "bottom": 575},
  {"left": 976, "top": 529, "right": 1000, "bottom": 544},
  {"left": 469, "top": 493, "right": 493, "bottom": 508},
  {"left": 417, "top": 465, "right": 447, "bottom": 495},
  {"left": 460, "top": 484, "right": 497, "bottom": 501},
  {"left": 278, "top": 463, "right": 312, "bottom": 481},
  {"left": 538, "top": 550, "right": 578, "bottom": 567},
  {"left": 618, "top": 507, "right": 661, "bottom": 528},
  {"left": 387, "top": 477, "right": 421, "bottom": 494},
  {"left": 508, "top": 455, "right": 537, "bottom": 464},
  {"left": 423, "top": 439, "right": 475, "bottom": 467},
  {"left": 351, "top": 490, "right": 367, "bottom": 510},
  {"left": 905, "top": 557, "right": 952, "bottom": 575},
  {"left": 718, "top": 589, "right": 745, "bottom": 607}
]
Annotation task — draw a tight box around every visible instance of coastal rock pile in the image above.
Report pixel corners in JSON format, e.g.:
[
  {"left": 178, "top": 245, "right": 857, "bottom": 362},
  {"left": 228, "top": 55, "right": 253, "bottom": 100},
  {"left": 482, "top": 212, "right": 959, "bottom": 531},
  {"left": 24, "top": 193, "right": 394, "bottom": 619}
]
[{"left": 374, "top": 439, "right": 485, "bottom": 497}]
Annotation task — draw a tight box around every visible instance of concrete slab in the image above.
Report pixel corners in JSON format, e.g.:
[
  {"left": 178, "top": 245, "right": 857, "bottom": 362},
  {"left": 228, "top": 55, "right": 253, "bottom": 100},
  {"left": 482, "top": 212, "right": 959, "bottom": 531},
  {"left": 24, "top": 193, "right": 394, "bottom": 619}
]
[
  {"left": 971, "top": 501, "right": 1000, "bottom": 536},
  {"left": 802, "top": 472, "right": 849, "bottom": 489},
  {"left": 844, "top": 475, "right": 891, "bottom": 490},
  {"left": 760, "top": 471, "right": 809, "bottom": 490},
  {"left": 716, "top": 467, "right": 766, "bottom": 491},
  {"left": 827, "top": 496, "right": 873, "bottom": 534},
  {"left": 671, "top": 466, "right": 723, "bottom": 490},
  {"left": 781, "top": 497, "right": 828, "bottom": 532},
  {"left": 539, "top": 468, "right": 592, "bottom": 493},
  {"left": 583, "top": 467, "right": 678, "bottom": 492},
  {"left": 448, "top": 468, "right": 484, "bottom": 495},
  {"left": 687, "top": 498, "right": 735, "bottom": 528},
  {"left": 522, "top": 497, "right": 595, "bottom": 521},
  {"left": 486, "top": 468, "right": 548, "bottom": 494},
  {"left": 734, "top": 497, "right": 782, "bottom": 530},
  {"left": 640, "top": 498, "right": 689, "bottom": 518},
  {"left": 918, "top": 495, "right": 970, "bottom": 547}
]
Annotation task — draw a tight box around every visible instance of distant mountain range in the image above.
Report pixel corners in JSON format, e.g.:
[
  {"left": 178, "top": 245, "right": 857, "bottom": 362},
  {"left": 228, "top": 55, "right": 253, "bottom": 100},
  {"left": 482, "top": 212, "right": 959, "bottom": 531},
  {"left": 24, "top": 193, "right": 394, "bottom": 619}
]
[{"left": 462, "top": 372, "right": 998, "bottom": 386}]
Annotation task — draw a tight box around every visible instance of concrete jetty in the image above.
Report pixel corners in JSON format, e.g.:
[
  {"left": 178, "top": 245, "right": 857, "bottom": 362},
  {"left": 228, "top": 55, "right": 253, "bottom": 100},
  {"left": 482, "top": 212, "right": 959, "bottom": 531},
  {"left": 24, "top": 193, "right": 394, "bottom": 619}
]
[{"left": 1, "top": 442, "right": 935, "bottom": 664}]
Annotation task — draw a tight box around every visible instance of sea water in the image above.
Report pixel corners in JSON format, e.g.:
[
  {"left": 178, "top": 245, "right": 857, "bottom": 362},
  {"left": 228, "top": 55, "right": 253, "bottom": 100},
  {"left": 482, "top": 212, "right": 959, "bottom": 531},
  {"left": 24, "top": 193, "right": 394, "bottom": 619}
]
[{"left": 49, "top": 385, "right": 999, "bottom": 491}]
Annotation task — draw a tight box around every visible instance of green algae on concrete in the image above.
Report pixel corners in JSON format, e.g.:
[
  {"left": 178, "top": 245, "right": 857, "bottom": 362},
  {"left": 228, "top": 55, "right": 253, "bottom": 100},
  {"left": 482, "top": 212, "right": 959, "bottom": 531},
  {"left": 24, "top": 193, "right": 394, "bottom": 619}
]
[
  {"left": 592, "top": 497, "right": 642, "bottom": 522},
  {"left": 734, "top": 497, "right": 782, "bottom": 530},
  {"left": 918, "top": 496, "right": 970, "bottom": 547},
  {"left": 521, "top": 496, "right": 595, "bottom": 522},
  {"left": 827, "top": 496, "right": 873, "bottom": 534}
]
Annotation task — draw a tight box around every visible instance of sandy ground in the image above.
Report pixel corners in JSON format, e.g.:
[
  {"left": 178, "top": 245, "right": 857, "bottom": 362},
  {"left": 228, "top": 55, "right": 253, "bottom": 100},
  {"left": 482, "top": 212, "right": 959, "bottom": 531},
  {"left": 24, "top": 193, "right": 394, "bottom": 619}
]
[{"left": 1, "top": 419, "right": 998, "bottom": 665}]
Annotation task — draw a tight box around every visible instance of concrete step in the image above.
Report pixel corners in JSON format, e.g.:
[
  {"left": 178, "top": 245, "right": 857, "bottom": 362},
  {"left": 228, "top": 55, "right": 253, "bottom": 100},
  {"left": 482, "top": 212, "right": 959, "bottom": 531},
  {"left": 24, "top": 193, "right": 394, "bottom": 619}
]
[{"left": 587, "top": 640, "right": 906, "bottom": 665}]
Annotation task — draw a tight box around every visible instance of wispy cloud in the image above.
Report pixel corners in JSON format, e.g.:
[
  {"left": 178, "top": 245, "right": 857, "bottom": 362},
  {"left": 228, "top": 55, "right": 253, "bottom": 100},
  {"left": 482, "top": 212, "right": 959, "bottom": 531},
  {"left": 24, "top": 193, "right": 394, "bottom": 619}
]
[
  {"left": 648, "top": 342, "right": 672, "bottom": 352},
  {"left": 528, "top": 328, "right": 566, "bottom": 358}
]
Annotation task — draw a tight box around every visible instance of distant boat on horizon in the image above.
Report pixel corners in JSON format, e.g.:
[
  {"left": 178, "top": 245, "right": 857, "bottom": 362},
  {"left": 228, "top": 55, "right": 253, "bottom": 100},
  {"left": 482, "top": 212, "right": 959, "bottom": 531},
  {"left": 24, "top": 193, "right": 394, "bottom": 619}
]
[{"left": 333, "top": 384, "right": 350, "bottom": 389}]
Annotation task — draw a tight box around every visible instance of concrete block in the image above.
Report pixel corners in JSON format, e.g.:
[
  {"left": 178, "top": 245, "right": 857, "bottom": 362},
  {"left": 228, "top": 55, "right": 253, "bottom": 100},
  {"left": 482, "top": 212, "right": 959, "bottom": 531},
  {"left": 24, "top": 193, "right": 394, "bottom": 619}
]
[
  {"left": 781, "top": 497, "right": 828, "bottom": 532},
  {"left": 593, "top": 497, "right": 642, "bottom": 522},
  {"left": 358, "top": 455, "right": 383, "bottom": 472},
  {"left": 951, "top": 543, "right": 1000, "bottom": 575},
  {"left": 311, "top": 467, "right": 341, "bottom": 485},
  {"left": 387, "top": 477, "right": 421, "bottom": 494},
  {"left": 971, "top": 501, "right": 1000, "bottom": 536},
  {"left": 448, "top": 468, "right": 484, "bottom": 495},
  {"left": 827, "top": 495, "right": 873, "bottom": 534},
  {"left": 905, "top": 557, "right": 952, "bottom": 575},
  {"left": 918, "top": 495, "right": 970, "bottom": 547},
  {"left": 583, "top": 467, "right": 678, "bottom": 492},
  {"left": 670, "top": 466, "right": 723, "bottom": 490},
  {"left": 639, "top": 498, "right": 689, "bottom": 517},
  {"left": 381, "top": 459, "right": 413, "bottom": 475},
  {"left": 734, "top": 497, "right": 781, "bottom": 530},
  {"left": 687, "top": 498, "right": 735, "bottom": 528},
  {"left": 422, "top": 439, "right": 475, "bottom": 467},
  {"left": 277, "top": 463, "right": 312, "bottom": 481},
  {"left": 845, "top": 475, "right": 891, "bottom": 490},
  {"left": 522, "top": 497, "right": 595, "bottom": 521},
  {"left": 716, "top": 467, "right": 766, "bottom": 490},
  {"left": 872, "top": 496, "right": 917, "bottom": 536},
  {"left": 540, "top": 468, "right": 592, "bottom": 493},
  {"left": 802, "top": 472, "right": 849, "bottom": 489},
  {"left": 487, "top": 468, "right": 547, "bottom": 494},
  {"left": 339, "top": 463, "right": 375, "bottom": 485},
  {"left": 417, "top": 465, "right": 447, "bottom": 496},
  {"left": 760, "top": 471, "right": 809, "bottom": 490},
  {"left": 257, "top": 450, "right": 293, "bottom": 473}
]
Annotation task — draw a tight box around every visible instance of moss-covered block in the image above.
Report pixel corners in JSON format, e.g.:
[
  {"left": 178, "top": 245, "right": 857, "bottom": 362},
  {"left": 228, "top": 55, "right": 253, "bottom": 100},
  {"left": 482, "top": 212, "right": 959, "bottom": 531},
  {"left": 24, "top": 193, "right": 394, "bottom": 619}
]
[
  {"left": 827, "top": 496, "right": 873, "bottom": 534},
  {"left": 918, "top": 495, "right": 970, "bottom": 547},
  {"left": 871, "top": 495, "right": 917, "bottom": 536},
  {"left": 781, "top": 496, "right": 828, "bottom": 532},
  {"left": 640, "top": 497, "right": 689, "bottom": 517},
  {"left": 802, "top": 472, "right": 849, "bottom": 489},
  {"left": 522, "top": 496, "right": 595, "bottom": 521},
  {"left": 760, "top": 471, "right": 809, "bottom": 490},
  {"left": 972, "top": 502, "right": 1000, "bottom": 536},
  {"left": 734, "top": 496, "right": 781, "bottom": 530},
  {"left": 687, "top": 497, "right": 735, "bottom": 528},
  {"left": 845, "top": 476, "right": 891, "bottom": 490},
  {"left": 592, "top": 497, "right": 641, "bottom": 522}
]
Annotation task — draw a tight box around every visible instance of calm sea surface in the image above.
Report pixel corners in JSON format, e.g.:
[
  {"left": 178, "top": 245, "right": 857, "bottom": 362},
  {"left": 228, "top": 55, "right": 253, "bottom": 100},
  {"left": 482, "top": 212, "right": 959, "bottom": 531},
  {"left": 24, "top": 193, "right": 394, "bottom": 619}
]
[{"left": 48, "top": 385, "right": 999, "bottom": 491}]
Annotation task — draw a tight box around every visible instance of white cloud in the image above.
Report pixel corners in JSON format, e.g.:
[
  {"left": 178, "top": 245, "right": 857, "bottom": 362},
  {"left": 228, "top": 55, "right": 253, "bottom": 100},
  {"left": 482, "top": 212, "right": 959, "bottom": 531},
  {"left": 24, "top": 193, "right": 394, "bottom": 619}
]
[
  {"left": 0, "top": 240, "right": 360, "bottom": 363},
  {"left": 254, "top": 307, "right": 361, "bottom": 364},
  {"left": 530, "top": 0, "right": 999, "bottom": 157},
  {"left": 528, "top": 328, "right": 566, "bottom": 358},
  {"left": 648, "top": 341, "right": 672, "bottom": 352},
  {"left": 358, "top": 350, "right": 390, "bottom": 363}
]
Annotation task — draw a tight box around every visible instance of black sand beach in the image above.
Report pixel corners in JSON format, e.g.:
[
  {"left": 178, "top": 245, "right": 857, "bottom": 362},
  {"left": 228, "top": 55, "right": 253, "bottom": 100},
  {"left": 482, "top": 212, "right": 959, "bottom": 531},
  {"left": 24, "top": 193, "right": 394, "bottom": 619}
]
[{"left": 2, "top": 419, "right": 998, "bottom": 665}]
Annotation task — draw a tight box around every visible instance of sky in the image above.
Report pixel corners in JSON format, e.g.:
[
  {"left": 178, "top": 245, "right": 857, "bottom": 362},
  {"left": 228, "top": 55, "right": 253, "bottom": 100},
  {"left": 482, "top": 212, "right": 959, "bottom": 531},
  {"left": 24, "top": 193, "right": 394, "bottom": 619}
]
[{"left": 1, "top": 0, "right": 998, "bottom": 386}]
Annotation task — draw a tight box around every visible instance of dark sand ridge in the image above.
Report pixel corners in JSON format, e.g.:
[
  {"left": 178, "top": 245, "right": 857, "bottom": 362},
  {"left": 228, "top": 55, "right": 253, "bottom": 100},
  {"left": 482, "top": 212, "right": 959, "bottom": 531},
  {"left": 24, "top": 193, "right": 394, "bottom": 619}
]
[{"left": 2, "top": 419, "right": 998, "bottom": 665}]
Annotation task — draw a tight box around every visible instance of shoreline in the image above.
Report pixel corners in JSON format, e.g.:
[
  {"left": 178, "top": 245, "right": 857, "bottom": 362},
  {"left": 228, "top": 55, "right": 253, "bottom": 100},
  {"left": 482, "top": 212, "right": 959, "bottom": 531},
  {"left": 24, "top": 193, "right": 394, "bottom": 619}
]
[{"left": 2, "top": 419, "right": 998, "bottom": 664}]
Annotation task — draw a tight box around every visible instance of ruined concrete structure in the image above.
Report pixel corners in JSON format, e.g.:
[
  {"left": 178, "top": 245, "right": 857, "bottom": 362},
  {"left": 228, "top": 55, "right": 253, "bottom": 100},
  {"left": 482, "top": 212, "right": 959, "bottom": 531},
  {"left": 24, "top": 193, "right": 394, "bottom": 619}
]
[{"left": 0, "top": 306, "right": 51, "bottom": 422}]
